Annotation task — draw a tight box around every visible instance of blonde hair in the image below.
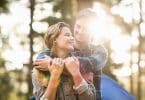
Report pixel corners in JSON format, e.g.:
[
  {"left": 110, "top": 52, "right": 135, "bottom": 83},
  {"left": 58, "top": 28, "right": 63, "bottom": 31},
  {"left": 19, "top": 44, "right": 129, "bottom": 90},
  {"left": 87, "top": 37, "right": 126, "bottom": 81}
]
[
  {"left": 44, "top": 22, "right": 69, "bottom": 56},
  {"left": 45, "top": 22, "right": 69, "bottom": 48}
]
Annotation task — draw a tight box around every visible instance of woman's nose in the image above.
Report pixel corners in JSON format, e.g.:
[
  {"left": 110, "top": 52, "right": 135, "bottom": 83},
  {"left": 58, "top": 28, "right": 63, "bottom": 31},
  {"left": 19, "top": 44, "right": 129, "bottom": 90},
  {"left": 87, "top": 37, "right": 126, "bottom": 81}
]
[{"left": 70, "top": 36, "right": 74, "bottom": 41}]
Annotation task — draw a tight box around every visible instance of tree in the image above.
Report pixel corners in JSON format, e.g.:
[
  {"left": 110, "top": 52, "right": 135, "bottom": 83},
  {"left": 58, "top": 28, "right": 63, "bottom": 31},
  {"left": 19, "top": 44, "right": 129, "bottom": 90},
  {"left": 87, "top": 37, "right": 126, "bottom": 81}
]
[{"left": 0, "top": 0, "right": 9, "bottom": 13}]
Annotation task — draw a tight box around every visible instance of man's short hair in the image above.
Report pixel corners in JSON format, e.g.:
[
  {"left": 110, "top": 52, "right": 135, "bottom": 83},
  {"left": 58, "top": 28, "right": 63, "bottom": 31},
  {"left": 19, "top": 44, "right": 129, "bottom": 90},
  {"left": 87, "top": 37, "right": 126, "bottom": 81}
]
[{"left": 76, "top": 8, "right": 98, "bottom": 20}]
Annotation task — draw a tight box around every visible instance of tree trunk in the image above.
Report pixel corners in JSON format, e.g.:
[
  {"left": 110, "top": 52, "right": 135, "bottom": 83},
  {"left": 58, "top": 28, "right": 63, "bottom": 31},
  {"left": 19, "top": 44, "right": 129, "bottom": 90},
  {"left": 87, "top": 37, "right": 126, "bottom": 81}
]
[
  {"left": 27, "top": 0, "right": 35, "bottom": 99},
  {"left": 137, "top": 0, "right": 143, "bottom": 100},
  {"left": 77, "top": 0, "right": 93, "bottom": 10}
]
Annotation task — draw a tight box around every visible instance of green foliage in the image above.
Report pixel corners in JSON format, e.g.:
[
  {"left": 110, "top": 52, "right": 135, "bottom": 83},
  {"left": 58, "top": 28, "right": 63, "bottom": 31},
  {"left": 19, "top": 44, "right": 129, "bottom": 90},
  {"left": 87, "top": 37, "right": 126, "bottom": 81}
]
[
  {"left": 38, "top": 0, "right": 75, "bottom": 31},
  {"left": 42, "top": 16, "right": 63, "bottom": 26},
  {"left": 0, "top": 0, "right": 9, "bottom": 12},
  {"left": 99, "top": 0, "right": 121, "bottom": 6},
  {"left": 0, "top": 57, "right": 5, "bottom": 67},
  {"left": 0, "top": 57, "right": 13, "bottom": 100},
  {"left": 0, "top": 73, "right": 13, "bottom": 100}
]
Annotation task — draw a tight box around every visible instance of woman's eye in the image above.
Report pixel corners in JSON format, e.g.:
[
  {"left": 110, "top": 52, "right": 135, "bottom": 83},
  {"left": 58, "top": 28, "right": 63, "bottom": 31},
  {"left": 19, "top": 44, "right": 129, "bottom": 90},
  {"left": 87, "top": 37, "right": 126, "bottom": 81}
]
[{"left": 65, "top": 33, "right": 70, "bottom": 36}]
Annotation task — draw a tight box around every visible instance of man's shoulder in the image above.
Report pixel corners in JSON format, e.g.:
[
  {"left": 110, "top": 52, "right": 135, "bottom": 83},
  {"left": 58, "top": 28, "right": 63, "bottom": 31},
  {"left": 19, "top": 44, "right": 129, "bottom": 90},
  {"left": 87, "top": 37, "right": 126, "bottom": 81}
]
[
  {"left": 89, "top": 44, "right": 108, "bottom": 55},
  {"left": 36, "top": 49, "right": 51, "bottom": 59},
  {"left": 89, "top": 44, "right": 106, "bottom": 50}
]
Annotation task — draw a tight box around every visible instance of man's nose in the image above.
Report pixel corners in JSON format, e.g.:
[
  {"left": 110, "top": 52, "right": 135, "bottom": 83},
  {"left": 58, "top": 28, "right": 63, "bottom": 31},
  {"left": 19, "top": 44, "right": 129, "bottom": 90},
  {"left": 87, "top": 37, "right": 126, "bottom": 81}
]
[
  {"left": 79, "top": 26, "right": 87, "bottom": 34},
  {"left": 78, "top": 27, "right": 83, "bottom": 33}
]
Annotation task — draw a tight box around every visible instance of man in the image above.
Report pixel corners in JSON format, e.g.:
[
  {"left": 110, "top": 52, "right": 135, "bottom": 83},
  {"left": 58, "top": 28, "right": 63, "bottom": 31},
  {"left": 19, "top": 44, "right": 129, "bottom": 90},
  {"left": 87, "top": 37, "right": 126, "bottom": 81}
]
[
  {"left": 72, "top": 8, "right": 107, "bottom": 100},
  {"left": 74, "top": 8, "right": 134, "bottom": 100},
  {"left": 33, "top": 8, "right": 108, "bottom": 100}
]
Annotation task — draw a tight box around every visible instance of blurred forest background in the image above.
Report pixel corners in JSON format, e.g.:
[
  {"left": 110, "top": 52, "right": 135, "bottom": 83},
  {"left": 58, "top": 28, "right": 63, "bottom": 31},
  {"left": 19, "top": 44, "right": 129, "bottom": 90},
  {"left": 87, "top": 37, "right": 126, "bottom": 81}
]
[{"left": 0, "top": 0, "right": 145, "bottom": 100}]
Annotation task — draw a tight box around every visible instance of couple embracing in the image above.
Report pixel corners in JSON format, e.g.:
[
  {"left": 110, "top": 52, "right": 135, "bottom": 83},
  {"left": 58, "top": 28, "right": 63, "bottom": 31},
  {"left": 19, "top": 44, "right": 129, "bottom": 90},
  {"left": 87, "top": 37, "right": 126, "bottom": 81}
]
[{"left": 32, "top": 8, "right": 134, "bottom": 100}]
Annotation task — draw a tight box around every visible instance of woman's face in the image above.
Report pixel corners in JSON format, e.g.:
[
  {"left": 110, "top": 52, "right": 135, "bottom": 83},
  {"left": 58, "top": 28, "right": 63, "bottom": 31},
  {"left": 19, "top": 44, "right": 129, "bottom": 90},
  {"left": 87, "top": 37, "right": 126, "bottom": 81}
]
[{"left": 55, "top": 27, "right": 74, "bottom": 52}]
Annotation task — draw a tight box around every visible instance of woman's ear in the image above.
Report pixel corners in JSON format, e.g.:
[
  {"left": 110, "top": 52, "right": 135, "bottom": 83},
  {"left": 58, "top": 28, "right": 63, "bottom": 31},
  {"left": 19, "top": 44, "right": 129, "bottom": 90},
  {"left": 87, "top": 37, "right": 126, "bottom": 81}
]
[
  {"left": 53, "top": 41, "right": 57, "bottom": 46},
  {"left": 51, "top": 40, "right": 57, "bottom": 57}
]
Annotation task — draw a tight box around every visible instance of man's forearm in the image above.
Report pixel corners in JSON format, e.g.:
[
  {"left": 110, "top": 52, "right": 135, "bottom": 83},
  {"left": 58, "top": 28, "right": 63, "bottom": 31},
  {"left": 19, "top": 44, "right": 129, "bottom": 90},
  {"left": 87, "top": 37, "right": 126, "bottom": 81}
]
[{"left": 77, "top": 45, "right": 108, "bottom": 73}]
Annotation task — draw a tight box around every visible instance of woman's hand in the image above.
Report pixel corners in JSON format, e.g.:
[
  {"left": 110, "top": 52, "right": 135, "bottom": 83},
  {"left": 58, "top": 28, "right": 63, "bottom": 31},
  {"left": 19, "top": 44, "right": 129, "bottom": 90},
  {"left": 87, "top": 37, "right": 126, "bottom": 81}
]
[
  {"left": 49, "top": 58, "right": 64, "bottom": 78},
  {"left": 65, "top": 57, "right": 80, "bottom": 76},
  {"left": 42, "top": 58, "right": 64, "bottom": 100},
  {"left": 65, "top": 57, "right": 84, "bottom": 87}
]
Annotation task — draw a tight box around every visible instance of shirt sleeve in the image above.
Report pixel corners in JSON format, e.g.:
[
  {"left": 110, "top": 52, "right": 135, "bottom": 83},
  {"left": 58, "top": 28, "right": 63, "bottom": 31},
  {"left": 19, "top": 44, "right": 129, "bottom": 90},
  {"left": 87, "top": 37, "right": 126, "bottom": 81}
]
[
  {"left": 32, "top": 69, "right": 45, "bottom": 100},
  {"left": 32, "top": 49, "right": 50, "bottom": 100},
  {"left": 36, "top": 49, "right": 51, "bottom": 59},
  {"left": 74, "top": 80, "right": 96, "bottom": 100},
  {"left": 77, "top": 45, "right": 108, "bottom": 73}
]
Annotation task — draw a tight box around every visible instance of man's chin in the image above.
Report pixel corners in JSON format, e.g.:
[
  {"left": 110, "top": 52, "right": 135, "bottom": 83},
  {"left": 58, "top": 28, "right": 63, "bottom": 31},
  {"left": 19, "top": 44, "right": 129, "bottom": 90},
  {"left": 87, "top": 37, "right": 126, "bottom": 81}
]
[
  {"left": 75, "top": 39, "right": 84, "bottom": 43},
  {"left": 67, "top": 47, "right": 74, "bottom": 52}
]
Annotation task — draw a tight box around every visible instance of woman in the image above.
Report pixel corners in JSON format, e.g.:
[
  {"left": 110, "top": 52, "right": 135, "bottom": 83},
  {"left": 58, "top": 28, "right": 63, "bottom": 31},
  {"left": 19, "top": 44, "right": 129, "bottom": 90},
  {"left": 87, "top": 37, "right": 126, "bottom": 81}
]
[{"left": 32, "top": 22, "right": 96, "bottom": 100}]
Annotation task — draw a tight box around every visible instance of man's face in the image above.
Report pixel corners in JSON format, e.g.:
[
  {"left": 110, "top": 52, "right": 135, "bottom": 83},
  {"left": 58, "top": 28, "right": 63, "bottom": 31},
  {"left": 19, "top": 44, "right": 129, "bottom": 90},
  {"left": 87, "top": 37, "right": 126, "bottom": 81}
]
[{"left": 74, "top": 17, "right": 91, "bottom": 44}]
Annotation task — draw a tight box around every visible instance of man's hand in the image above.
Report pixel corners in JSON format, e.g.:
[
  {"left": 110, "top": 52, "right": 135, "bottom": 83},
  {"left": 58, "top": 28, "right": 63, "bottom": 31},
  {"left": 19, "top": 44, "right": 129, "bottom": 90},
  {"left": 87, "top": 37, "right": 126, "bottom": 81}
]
[
  {"left": 33, "top": 55, "right": 52, "bottom": 71},
  {"left": 65, "top": 57, "right": 80, "bottom": 76}
]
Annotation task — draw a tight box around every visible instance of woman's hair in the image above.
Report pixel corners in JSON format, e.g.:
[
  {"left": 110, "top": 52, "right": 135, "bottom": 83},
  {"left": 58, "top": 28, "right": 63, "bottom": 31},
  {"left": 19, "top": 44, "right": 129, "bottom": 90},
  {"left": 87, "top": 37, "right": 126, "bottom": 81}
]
[
  {"left": 44, "top": 22, "right": 69, "bottom": 48},
  {"left": 34, "top": 22, "right": 70, "bottom": 87},
  {"left": 44, "top": 22, "right": 69, "bottom": 56}
]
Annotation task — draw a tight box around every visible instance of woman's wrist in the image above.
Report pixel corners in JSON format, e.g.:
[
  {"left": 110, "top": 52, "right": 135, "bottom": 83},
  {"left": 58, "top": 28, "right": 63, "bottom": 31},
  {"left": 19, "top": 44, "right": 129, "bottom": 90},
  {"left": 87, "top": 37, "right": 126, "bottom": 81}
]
[
  {"left": 71, "top": 70, "right": 80, "bottom": 77},
  {"left": 49, "top": 75, "right": 60, "bottom": 87},
  {"left": 73, "top": 79, "right": 88, "bottom": 94},
  {"left": 44, "top": 75, "right": 60, "bottom": 100},
  {"left": 72, "top": 72, "right": 83, "bottom": 87},
  {"left": 50, "top": 69, "right": 61, "bottom": 78}
]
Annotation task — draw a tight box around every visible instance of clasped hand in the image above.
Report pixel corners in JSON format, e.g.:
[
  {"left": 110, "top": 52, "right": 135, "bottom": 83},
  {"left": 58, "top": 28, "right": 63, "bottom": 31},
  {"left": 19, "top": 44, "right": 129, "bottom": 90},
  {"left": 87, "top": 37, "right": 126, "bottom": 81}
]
[{"left": 33, "top": 56, "right": 80, "bottom": 76}]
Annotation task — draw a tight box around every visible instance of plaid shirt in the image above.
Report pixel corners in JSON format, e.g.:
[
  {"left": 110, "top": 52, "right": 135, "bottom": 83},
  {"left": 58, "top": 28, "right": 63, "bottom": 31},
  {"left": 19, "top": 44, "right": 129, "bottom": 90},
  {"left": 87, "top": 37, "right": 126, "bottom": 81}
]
[
  {"left": 32, "top": 44, "right": 107, "bottom": 100},
  {"left": 32, "top": 49, "right": 97, "bottom": 100},
  {"left": 73, "top": 44, "right": 108, "bottom": 100}
]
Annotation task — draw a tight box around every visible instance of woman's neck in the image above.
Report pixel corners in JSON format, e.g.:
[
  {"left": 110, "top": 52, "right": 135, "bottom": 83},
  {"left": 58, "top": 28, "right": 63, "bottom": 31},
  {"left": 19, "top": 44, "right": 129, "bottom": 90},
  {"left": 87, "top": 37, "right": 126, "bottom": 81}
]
[{"left": 56, "top": 49, "right": 70, "bottom": 58}]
